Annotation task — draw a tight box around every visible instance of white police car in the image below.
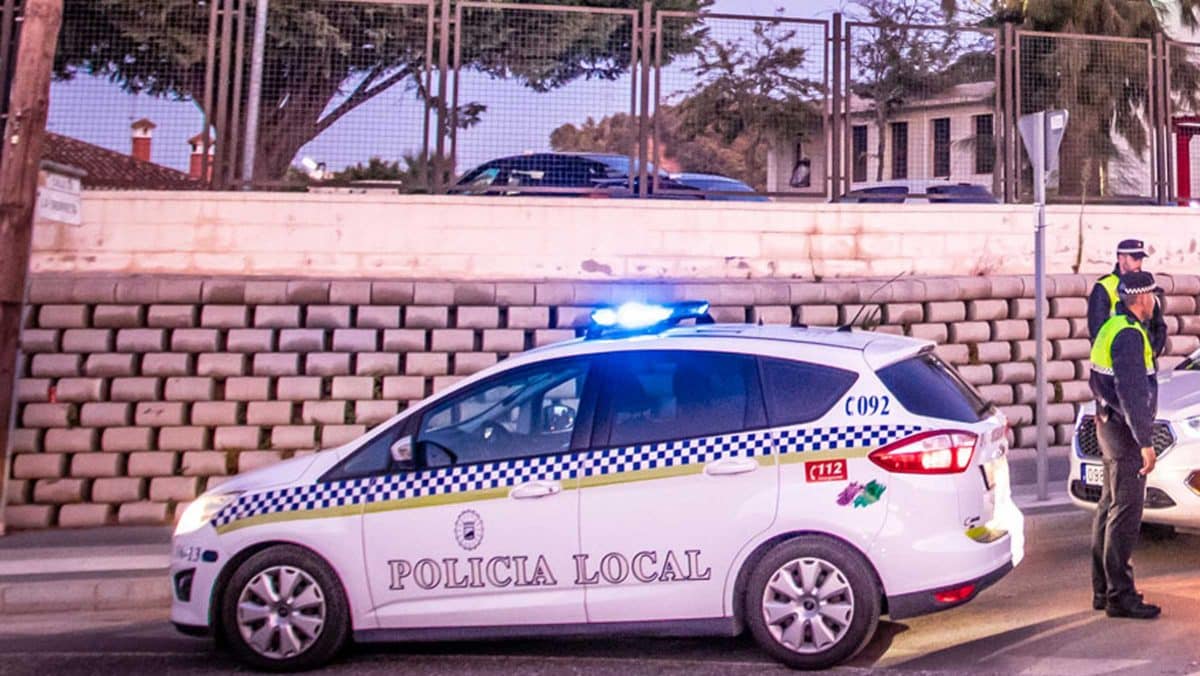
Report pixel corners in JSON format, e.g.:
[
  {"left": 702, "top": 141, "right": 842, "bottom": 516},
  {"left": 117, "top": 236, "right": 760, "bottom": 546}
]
[
  {"left": 1068, "top": 347, "right": 1200, "bottom": 527},
  {"left": 170, "top": 301, "right": 1024, "bottom": 671}
]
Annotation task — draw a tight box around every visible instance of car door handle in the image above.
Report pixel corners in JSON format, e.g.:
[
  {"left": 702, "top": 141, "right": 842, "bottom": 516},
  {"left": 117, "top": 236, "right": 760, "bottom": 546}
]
[
  {"left": 509, "top": 481, "right": 562, "bottom": 499},
  {"left": 704, "top": 457, "right": 759, "bottom": 476}
]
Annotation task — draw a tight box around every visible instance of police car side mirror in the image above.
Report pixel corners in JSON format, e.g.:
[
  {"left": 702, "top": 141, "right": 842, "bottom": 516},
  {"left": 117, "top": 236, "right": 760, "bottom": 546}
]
[
  {"left": 542, "top": 403, "right": 576, "bottom": 433},
  {"left": 390, "top": 436, "right": 415, "bottom": 468}
]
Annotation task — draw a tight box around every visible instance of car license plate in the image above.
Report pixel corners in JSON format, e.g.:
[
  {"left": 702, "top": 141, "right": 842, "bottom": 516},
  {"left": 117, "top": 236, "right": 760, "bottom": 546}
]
[{"left": 1082, "top": 463, "right": 1104, "bottom": 487}]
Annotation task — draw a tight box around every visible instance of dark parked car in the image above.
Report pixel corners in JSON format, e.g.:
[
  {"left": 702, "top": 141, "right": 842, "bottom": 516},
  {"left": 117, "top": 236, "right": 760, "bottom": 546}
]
[
  {"left": 668, "top": 173, "right": 770, "bottom": 202},
  {"left": 453, "top": 153, "right": 692, "bottom": 197},
  {"left": 838, "top": 182, "right": 998, "bottom": 204}
]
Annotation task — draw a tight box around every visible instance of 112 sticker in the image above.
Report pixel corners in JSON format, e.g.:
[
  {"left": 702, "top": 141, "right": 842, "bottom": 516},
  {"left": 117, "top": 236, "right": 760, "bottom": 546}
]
[{"left": 805, "top": 459, "right": 848, "bottom": 482}]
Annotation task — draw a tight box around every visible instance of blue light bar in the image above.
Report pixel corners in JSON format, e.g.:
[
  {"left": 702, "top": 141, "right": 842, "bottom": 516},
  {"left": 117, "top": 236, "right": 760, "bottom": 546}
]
[{"left": 586, "top": 300, "right": 712, "bottom": 338}]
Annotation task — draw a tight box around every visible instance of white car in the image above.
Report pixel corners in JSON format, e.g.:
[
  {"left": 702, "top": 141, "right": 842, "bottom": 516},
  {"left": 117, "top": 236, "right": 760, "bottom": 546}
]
[
  {"left": 170, "top": 301, "right": 1024, "bottom": 671},
  {"left": 1069, "top": 349, "right": 1200, "bottom": 527}
]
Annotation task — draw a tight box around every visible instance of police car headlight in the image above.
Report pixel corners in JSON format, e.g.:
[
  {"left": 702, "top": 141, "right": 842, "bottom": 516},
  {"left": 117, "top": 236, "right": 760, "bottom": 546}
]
[
  {"left": 1179, "top": 416, "right": 1200, "bottom": 440},
  {"left": 175, "top": 492, "right": 240, "bottom": 536}
]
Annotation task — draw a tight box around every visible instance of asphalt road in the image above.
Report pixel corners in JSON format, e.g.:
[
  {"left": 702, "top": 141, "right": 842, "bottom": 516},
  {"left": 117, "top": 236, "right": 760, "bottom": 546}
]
[{"left": 3, "top": 511, "right": 1200, "bottom": 676}]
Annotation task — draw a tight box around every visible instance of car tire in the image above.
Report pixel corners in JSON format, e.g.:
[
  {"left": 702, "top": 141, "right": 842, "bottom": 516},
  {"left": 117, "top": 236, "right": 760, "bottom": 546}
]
[
  {"left": 744, "top": 536, "right": 880, "bottom": 670},
  {"left": 219, "top": 545, "right": 350, "bottom": 672}
]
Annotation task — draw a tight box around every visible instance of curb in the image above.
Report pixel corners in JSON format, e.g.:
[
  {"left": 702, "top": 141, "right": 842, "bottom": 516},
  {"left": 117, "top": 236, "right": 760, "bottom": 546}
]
[{"left": 0, "top": 571, "right": 170, "bottom": 615}]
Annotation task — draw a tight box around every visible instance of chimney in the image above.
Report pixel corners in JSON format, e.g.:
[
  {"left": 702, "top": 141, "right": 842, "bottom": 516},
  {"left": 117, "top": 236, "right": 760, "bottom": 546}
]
[
  {"left": 131, "top": 118, "right": 156, "bottom": 162},
  {"left": 188, "top": 132, "right": 214, "bottom": 181}
]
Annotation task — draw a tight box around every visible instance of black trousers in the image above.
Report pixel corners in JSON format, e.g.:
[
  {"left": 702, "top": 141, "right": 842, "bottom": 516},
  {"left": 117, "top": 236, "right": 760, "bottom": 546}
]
[{"left": 1090, "top": 410, "right": 1147, "bottom": 609}]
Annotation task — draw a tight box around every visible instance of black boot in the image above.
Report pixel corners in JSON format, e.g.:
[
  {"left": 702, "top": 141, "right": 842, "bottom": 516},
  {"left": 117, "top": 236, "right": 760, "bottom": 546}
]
[{"left": 1105, "top": 600, "right": 1161, "bottom": 619}]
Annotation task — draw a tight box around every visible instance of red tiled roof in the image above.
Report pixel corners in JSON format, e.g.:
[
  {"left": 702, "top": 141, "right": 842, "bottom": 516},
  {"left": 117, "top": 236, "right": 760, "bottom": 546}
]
[{"left": 42, "top": 132, "right": 203, "bottom": 190}]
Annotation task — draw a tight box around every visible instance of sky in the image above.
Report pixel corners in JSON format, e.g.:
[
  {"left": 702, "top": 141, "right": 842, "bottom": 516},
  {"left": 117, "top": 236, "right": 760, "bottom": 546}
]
[{"left": 44, "top": 0, "right": 1193, "bottom": 179}]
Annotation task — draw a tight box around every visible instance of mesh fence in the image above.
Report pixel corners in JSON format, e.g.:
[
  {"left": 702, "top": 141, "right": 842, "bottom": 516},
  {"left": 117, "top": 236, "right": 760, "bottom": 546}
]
[
  {"left": 27, "top": 1, "right": 1199, "bottom": 202},
  {"left": 46, "top": 0, "right": 210, "bottom": 189},
  {"left": 1017, "top": 32, "right": 1153, "bottom": 203},
  {"left": 253, "top": 0, "right": 434, "bottom": 191},
  {"left": 1168, "top": 41, "right": 1200, "bottom": 204},
  {"left": 449, "top": 3, "right": 639, "bottom": 196},
  {"left": 845, "top": 23, "right": 998, "bottom": 198},
  {"left": 652, "top": 13, "right": 826, "bottom": 199}
]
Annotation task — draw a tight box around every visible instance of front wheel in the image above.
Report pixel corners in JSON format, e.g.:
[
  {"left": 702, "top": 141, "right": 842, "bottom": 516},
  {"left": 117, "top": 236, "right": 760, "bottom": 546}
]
[
  {"left": 220, "top": 545, "right": 350, "bottom": 672},
  {"left": 744, "top": 536, "right": 880, "bottom": 670}
]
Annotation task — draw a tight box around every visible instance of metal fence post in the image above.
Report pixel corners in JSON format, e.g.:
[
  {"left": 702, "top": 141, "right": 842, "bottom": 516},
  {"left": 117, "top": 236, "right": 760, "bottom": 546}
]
[
  {"left": 637, "top": 1, "right": 652, "bottom": 198},
  {"left": 1005, "top": 24, "right": 1019, "bottom": 203},
  {"left": 992, "top": 23, "right": 1003, "bottom": 201},
  {"left": 830, "top": 13, "right": 842, "bottom": 202},
  {"left": 842, "top": 19, "right": 852, "bottom": 196},
  {"left": 202, "top": 0, "right": 219, "bottom": 187},
  {"left": 449, "top": 0, "right": 462, "bottom": 183},
  {"left": 241, "top": 0, "right": 268, "bottom": 187},
  {"left": 1153, "top": 32, "right": 1169, "bottom": 205},
  {"left": 434, "top": 0, "right": 451, "bottom": 193}
]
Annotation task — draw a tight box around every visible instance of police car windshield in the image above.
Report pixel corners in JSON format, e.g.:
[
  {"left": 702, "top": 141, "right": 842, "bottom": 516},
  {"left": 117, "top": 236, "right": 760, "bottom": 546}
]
[{"left": 877, "top": 351, "right": 991, "bottom": 423}]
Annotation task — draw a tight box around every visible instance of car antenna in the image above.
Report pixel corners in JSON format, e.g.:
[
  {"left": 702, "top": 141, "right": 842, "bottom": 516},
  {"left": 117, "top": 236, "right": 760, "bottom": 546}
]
[{"left": 837, "top": 270, "right": 906, "bottom": 333}]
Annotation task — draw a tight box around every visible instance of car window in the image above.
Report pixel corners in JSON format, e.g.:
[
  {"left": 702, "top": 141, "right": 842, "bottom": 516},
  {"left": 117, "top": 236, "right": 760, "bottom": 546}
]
[
  {"left": 323, "top": 429, "right": 395, "bottom": 480},
  {"left": 876, "top": 351, "right": 991, "bottom": 423},
  {"left": 600, "top": 351, "right": 762, "bottom": 447},
  {"left": 460, "top": 165, "right": 501, "bottom": 187},
  {"left": 418, "top": 358, "right": 591, "bottom": 468},
  {"left": 760, "top": 358, "right": 859, "bottom": 426}
]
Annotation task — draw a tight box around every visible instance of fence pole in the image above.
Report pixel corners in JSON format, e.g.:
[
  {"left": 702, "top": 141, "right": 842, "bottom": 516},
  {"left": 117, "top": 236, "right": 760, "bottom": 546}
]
[
  {"left": 1154, "top": 33, "right": 1169, "bottom": 205},
  {"left": 214, "top": 0, "right": 235, "bottom": 187},
  {"left": 830, "top": 13, "right": 842, "bottom": 202},
  {"left": 0, "top": 0, "right": 63, "bottom": 535},
  {"left": 637, "top": 1, "right": 651, "bottom": 198},
  {"left": 842, "top": 19, "right": 852, "bottom": 196},
  {"left": 202, "top": 0, "right": 219, "bottom": 187},
  {"left": 228, "top": 0, "right": 248, "bottom": 184},
  {"left": 434, "top": 0, "right": 451, "bottom": 193},
  {"left": 241, "top": 0, "right": 268, "bottom": 187},
  {"left": 1006, "top": 24, "right": 1019, "bottom": 203}
]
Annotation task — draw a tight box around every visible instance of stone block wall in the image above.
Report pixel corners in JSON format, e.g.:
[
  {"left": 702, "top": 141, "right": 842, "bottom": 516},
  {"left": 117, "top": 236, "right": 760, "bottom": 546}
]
[{"left": 5, "top": 273, "right": 1199, "bottom": 530}]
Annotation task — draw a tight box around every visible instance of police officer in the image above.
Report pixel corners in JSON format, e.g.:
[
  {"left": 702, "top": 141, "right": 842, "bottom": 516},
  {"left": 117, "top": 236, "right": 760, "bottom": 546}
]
[
  {"left": 1087, "top": 239, "right": 1166, "bottom": 358},
  {"left": 1089, "top": 271, "right": 1161, "bottom": 620}
]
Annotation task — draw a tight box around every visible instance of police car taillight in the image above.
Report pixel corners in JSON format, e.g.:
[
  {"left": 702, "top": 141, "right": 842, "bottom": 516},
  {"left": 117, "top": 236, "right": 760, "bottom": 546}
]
[{"left": 868, "top": 430, "right": 977, "bottom": 474}]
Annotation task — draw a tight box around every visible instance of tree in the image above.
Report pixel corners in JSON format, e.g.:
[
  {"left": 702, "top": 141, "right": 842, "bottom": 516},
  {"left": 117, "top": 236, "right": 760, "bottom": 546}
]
[
  {"left": 332, "top": 156, "right": 405, "bottom": 181},
  {"left": 850, "top": 0, "right": 962, "bottom": 182},
  {"left": 550, "top": 107, "right": 756, "bottom": 185},
  {"left": 942, "top": 0, "right": 1200, "bottom": 199},
  {"left": 53, "top": 0, "right": 711, "bottom": 182},
  {"left": 550, "top": 19, "right": 824, "bottom": 190},
  {"left": 671, "top": 20, "right": 823, "bottom": 189}
]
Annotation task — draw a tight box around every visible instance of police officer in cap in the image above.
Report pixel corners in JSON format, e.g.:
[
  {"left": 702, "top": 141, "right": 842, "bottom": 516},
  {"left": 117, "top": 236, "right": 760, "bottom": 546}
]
[
  {"left": 1089, "top": 270, "right": 1161, "bottom": 619},
  {"left": 1087, "top": 239, "right": 1166, "bottom": 357}
]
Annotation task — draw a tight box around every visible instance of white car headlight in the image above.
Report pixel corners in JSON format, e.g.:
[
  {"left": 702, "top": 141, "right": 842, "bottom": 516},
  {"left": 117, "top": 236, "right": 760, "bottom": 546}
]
[
  {"left": 1179, "top": 416, "right": 1200, "bottom": 440},
  {"left": 175, "top": 492, "right": 241, "bottom": 536}
]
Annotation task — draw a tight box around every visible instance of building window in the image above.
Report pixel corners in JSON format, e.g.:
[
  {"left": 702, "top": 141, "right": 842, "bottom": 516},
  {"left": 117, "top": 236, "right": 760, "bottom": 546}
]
[
  {"left": 852, "top": 125, "right": 868, "bottom": 182},
  {"left": 890, "top": 122, "right": 908, "bottom": 180},
  {"left": 932, "top": 118, "right": 951, "bottom": 178},
  {"left": 975, "top": 114, "right": 995, "bottom": 174}
]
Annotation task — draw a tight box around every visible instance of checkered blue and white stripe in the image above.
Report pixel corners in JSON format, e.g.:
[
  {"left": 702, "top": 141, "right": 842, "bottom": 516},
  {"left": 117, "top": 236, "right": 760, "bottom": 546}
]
[
  {"left": 212, "top": 423, "right": 920, "bottom": 529},
  {"left": 774, "top": 423, "right": 923, "bottom": 455}
]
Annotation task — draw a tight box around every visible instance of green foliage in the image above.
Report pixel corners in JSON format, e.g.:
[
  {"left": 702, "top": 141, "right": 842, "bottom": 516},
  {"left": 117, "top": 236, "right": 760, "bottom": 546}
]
[
  {"left": 941, "top": 0, "right": 1200, "bottom": 198},
  {"left": 53, "top": 0, "right": 710, "bottom": 181},
  {"left": 332, "top": 157, "right": 405, "bottom": 181},
  {"left": 550, "top": 107, "right": 756, "bottom": 185},
  {"left": 550, "top": 19, "right": 823, "bottom": 190},
  {"left": 851, "top": 0, "right": 961, "bottom": 181}
]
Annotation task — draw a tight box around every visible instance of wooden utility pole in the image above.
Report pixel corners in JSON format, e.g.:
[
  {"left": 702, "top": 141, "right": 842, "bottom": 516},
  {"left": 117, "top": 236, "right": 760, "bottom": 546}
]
[{"left": 0, "top": 0, "right": 64, "bottom": 535}]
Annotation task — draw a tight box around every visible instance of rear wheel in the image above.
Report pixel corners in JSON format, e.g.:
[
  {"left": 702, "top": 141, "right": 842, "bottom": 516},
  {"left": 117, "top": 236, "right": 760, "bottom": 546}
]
[
  {"left": 744, "top": 536, "right": 880, "bottom": 670},
  {"left": 220, "top": 545, "right": 350, "bottom": 672}
]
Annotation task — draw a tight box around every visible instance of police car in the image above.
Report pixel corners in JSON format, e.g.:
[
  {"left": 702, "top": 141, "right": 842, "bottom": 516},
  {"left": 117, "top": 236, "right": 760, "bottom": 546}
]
[
  {"left": 1068, "top": 347, "right": 1200, "bottom": 528},
  {"left": 170, "top": 301, "right": 1024, "bottom": 671}
]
